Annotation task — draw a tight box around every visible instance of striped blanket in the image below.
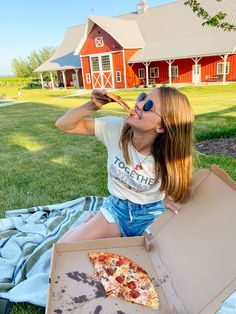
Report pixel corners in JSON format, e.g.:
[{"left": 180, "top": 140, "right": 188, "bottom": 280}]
[
  {"left": 0, "top": 196, "right": 104, "bottom": 306},
  {"left": 0, "top": 196, "right": 235, "bottom": 312}
]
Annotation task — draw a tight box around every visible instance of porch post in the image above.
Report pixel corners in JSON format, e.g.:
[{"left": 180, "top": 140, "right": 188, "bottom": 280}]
[
  {"left": 40, "top": 73, "right": 44, "bottom": 90},
  {"left": 192, "top": 57, "right": 201, "bottom": 86},
  {"left": 62, "top": 70, "right": 67, "bottom": 89},
  {"left": 50, "top": 72, "right": 55, "bottom": 89},
  {"left": 221, "top": 54, "right": 228, "bottom": 84},
  {"left": 144, "top": 62, "right": 151, "bottom": 86},
  {"left": 166, "top": 60, "right": 174, "bottom": 85}
]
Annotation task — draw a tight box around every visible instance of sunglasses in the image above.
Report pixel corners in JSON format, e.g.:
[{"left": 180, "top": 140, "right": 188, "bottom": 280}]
[{"left": 136, "top": 93, "right": 162, "bottom": 118}]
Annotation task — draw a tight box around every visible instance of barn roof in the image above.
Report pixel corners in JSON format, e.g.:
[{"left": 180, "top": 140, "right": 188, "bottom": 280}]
[
  {"left": 74, "top": 15, "right": 145, "bottom": 55},
  {"left": 34, "top": 24, "right": 85, "bottom": 73},
  {"left": 125, "top": 0, "right": 236, "bottom": 63},
  {"left": 35, "top": 0, "right": 236, "bottom": 72}
]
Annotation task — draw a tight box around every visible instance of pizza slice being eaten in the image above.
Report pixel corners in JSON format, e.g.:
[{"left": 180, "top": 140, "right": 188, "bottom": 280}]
[
  {"left": 105, "top": 92, "right": 135, "bottom": 115},
  {"left": 88, "top": 252, "right": 160, "bottom": 309}
]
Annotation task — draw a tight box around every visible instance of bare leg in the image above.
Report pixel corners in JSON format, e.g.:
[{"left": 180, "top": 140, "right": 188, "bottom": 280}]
[{"left": 58, "top": 211, "right": 121, "bottom": 243}]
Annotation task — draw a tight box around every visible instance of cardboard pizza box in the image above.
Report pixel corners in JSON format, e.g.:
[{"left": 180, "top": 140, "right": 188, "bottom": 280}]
[{"left": 46, "top": 165, "right": 236, "bottom": 314}]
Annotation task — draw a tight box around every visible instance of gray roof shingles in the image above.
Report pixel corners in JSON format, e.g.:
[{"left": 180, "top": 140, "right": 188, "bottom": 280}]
[{"left": 35, "top": 0, "right": 236, "bottom": 72}]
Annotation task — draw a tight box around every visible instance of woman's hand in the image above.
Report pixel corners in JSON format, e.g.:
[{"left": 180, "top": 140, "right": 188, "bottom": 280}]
[
  {"left": 164, "top": 194, "right": 179, "bottom": 214},
  {"left": 91, "top": 89, "right": 114, "bottom": 110}
]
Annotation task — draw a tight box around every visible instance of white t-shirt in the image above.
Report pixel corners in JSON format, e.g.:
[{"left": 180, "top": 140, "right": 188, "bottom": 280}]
[{"left": 95, "top": 116, "right": 165, "bottom": 204}]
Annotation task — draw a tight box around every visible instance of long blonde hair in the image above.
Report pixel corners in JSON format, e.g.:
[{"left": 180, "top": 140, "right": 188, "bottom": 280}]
[{"left": 120, "top": 86, "right": 194, "bottom": 203}]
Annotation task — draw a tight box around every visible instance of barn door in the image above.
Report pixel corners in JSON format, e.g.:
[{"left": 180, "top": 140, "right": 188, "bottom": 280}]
[
  {"left": 101, "top": 55, "right": 113, "bottom": 89},
  {"left": 90, "top": 54, "right": 113, "bottom": 89},
  {"left": 91, "top": 56, "right": 102, "bottom": 88}
]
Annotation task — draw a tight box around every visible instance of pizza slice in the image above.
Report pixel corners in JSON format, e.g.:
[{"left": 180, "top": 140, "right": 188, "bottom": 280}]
[
  {"left": 88, "top": 252, "right": 160, "bottom": 309},
  {"left": 105, "top": 92, "right": 135, "bottom": 115}
]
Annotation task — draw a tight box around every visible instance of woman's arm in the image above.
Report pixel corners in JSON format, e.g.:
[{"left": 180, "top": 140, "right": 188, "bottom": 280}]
[{"left": 55, "top": 90, "right": 113, "bottom": 136}]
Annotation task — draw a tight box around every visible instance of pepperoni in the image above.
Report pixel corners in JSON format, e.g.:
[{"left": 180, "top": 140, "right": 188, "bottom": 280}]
[
  {"left": 105, "top": 267, "right": 115, "bottom": 276},
  {"left": 115, "top": 275, "right": 125, "bottom": 283},
  {"left": 136, "top": 266, "right": 147, "bottom": 274},
  {"left": 116, "top": 258, "right": 124, "bottom": 266},
  {"left": 130, "top": 290, "right": 140, "bottom": 299},
  {"left": 98, "top": 255, "right": 106, "bottom": 262},
  {"left": 127, "top": 281, "right": 136, "bottom": 290}
]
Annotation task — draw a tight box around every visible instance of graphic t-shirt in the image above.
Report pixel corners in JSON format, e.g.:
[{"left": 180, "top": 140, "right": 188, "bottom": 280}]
[{"left": 95, "top": 116, "right": 165, "bottom": 204}]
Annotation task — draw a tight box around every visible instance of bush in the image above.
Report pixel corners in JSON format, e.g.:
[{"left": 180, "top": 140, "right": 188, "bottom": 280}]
[
  {"left": 0, "top": 77, "right": 31, "bottom": 87},
  {"left": 143, "top": 85, "right": 148, "bottom": 88},
  {"left": 135, "top": 84, "right": 140, "bottom": 88}
]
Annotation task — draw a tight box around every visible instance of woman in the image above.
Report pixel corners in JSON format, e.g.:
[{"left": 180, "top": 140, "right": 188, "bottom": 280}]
[{"left": 56, "top": 86, "right": 194, "bottom": 243}]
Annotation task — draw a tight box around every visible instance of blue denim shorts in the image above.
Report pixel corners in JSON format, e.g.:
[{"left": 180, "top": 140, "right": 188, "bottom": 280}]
[{"left": 100, "top": 195, "right": 166, "bottom": 237}]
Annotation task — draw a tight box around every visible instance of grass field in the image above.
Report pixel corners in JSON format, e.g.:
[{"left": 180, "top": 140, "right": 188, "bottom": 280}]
[{"left": 0, "top": 84, "right": 236, "bottom": 313}]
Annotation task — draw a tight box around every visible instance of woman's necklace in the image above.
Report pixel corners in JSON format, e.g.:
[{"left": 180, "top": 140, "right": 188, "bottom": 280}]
[{"left": 132, "top": 147, "right": 151, "bottom": 171}]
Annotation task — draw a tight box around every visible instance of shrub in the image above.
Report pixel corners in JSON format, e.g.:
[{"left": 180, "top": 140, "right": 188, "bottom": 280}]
[{"left": 0, "top": 77, "right": 31, "bottom": 87}]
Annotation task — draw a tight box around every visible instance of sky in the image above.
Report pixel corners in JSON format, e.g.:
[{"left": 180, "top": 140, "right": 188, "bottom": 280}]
[{"left": 0, "top": 0, "right": 176, "bottom": 76}]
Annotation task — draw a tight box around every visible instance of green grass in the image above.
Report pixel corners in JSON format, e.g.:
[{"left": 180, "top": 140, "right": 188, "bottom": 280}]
[{"left": 0, "top": 84, "right": 236, "bottom": 313}]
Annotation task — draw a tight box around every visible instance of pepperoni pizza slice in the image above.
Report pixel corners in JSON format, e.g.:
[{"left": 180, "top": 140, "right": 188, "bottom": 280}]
[
  {"left": 105, "top": 92, "right": 135, "bottom": 115},
  {"left": 88, "top": 252, "right": 160, "bottom": 309}
]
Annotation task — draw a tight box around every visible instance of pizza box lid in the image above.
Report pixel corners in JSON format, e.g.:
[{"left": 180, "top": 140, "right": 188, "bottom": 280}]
[
  {"left": 149, "top": 165, "right": 236, "bottom": 313},
  {"left": 46, "top": 165, "right": 236, "bottom": 313}
]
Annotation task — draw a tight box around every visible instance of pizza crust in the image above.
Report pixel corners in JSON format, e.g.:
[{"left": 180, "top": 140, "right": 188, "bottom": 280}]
[
  {"left": 89, "top": 252, "right": 160, "bottom": 310},
  {"left": 105, "top": 92, "right": 135, "bottom": 115}
]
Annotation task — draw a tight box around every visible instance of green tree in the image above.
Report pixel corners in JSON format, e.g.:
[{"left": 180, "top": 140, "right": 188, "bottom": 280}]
[
  {"left": 11, "top": 46, "right": 56, "bottom": 78},
  {"left": 184, "top": 0, "right": 236, "bottom": 31}
]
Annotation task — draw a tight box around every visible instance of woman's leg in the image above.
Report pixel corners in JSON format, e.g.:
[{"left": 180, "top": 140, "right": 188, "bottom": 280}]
[{"left": 58, "top": 211, "right": 121, "bottom": 243}]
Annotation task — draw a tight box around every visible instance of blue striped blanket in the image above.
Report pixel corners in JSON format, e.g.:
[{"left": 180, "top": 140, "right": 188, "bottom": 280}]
[
  {"left": 0, "top": 196, "right": 104, "bottom": 306},
  {"left": 0, "top": 196, "right": 235, "bottom": 312}
]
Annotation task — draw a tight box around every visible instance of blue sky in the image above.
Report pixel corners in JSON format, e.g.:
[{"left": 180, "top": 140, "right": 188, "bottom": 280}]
[{"left": 0, "top": 0, "right": 176, "bottom": 75}]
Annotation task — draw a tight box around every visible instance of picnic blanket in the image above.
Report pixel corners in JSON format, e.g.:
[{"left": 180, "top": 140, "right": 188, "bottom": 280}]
[
  {"left": 0, "top": 196, "right": 104, "bottom": 306},
  {"left": 0, "top": 196, "right": 235, "bottom": 312}
]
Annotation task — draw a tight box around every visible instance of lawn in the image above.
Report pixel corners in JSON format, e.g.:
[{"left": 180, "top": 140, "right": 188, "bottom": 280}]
[{"left": 0, "top": 84, "right": 236, "bottom": 313}]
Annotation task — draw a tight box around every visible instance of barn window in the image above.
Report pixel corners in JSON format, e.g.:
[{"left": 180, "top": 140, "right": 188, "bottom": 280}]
[
  {"left": 91, "top": 57, "right": 100, "bottom": 72},
  {"left": 95, "top": 37, "right": 104, "bottom": 48},
  {"left": 101, "top": 55, "right": 111, "bottom": 71},
  {"left": 116, "top": 71, "right": 122, "bottom": 82},
  {"left": 150, "top": 67, "right": 159, "bottom": 78},
  {"left": 171, "top": 66, "right": 178, "bottom": 78},
  {"left": 138, "top": 68, "right": 145, "bottom": 79},
  {"left": 86, "top": 73, "right": 91, "bottom": 84},
  {"left": 217, "top": 62, "right": 229, "bottom": 75}
]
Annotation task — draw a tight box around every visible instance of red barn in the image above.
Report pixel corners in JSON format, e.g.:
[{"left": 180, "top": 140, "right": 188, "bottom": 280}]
[{"left": 35, "top": 0, "right": 236, "bottom": 89}]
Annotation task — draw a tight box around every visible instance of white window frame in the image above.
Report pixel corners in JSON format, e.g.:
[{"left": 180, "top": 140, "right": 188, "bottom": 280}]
[
  {"left": 86, "top": 73, "right": 91, "bottom": 84},
  {"left": 217, "top": 62, "right": 229, "bottom": 75},
  {"left": 101, "top": 55, "right": 111, "bottom": 71},
  {"left": 150, "top": 67, "right": 159, "bottom": 78},
  {"left": 91, "top": 56, "right": 100, "bottom": 72},
  {"left": 95, "top": 37, "right": 104, "bottom": 48},
  {"left": 171, "top": 66, "right": 178, "bottom": 78},
  {"left": 116, "top": 71, "right": 122, "bottom": 82},
  {"left": 138, "top": 68, "right": 145, "bottom": 79}
]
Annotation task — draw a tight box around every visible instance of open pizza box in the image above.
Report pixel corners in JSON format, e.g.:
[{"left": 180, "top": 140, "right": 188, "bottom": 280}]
[{"left": 46, "top": 165, "right": 236, "bottom": 314}]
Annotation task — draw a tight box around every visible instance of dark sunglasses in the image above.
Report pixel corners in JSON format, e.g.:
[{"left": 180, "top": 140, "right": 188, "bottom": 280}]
[{"left": 136, "top": 93, "right": 162, "bottom": 118}]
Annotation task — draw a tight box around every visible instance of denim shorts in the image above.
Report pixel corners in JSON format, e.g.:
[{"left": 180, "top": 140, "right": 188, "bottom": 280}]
[{"left": 99, "top": 195, "right": 166, "bottom": 237}]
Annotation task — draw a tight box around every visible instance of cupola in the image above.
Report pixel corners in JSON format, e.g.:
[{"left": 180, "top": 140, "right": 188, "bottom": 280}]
[{"left": 137, "top": 0, "right": 148, "bottom": 14}]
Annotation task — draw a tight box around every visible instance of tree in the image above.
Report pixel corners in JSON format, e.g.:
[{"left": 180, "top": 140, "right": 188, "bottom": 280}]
[
  {"left": 184, "top": 0, "right": 236, "bottom": 31},
  {"left": 11, "top": 47, "right": 56, "bottom": 78}
]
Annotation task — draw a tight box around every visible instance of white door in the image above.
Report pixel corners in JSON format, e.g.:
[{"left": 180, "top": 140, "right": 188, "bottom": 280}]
[
  {"left": 90, "top": 54, "right": 113, "bottom": 89},
  {"left": 192, "top": 65, "right": 201, "bottom": 83},
  {"left": 72, "top": 74, "right": 79, "bottom": 87}
]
